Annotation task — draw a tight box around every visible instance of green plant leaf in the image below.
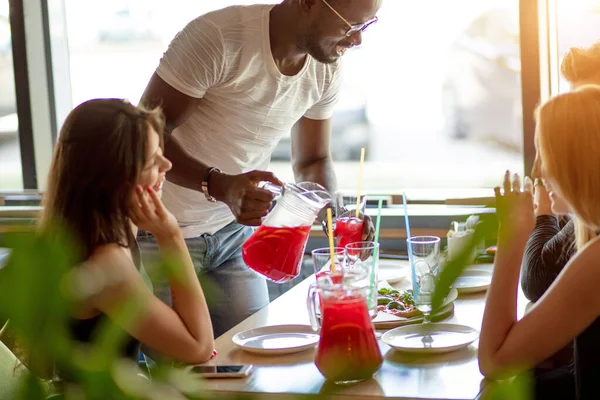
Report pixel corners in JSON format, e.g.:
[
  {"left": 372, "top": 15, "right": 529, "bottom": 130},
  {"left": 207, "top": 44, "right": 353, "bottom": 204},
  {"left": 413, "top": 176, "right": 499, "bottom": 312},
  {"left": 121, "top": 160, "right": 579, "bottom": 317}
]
[
  {"left": 431, "top": 216, "right": 496, "bottom": 313},
  {"left": 480, "top": 372, "right": 533, "bottom": 400}
]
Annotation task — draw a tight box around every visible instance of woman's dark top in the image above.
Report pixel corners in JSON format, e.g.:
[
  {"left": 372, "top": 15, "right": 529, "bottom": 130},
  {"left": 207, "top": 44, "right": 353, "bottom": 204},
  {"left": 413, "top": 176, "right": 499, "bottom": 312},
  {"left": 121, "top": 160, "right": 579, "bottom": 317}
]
[
  {"left": 69, "top": 243, "right": 142, "bottom": 361},
  {"left": 574, "top": 318, "right": 600, "bottom": 399},
  {"left": 521, "top": 215, "right": 575, "bottom": 302}
]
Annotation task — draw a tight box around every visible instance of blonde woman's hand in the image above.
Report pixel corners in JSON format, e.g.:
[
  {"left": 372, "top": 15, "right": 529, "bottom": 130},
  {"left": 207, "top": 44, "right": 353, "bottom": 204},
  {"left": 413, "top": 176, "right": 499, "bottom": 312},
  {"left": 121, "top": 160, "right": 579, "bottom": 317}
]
[
  {"left": 494, "top": 171, "right": 535, "bottom": 243},
  {"left": 533, "top": 179, "right": 553, "bottom": 217},
  {"left": 129, "top": 185, "right": 180, "bottom": 241}
]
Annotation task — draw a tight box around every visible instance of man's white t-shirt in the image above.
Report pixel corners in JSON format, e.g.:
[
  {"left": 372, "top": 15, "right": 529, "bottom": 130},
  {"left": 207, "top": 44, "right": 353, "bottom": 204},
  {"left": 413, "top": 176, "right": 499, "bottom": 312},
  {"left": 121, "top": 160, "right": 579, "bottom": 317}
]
[{"left": 156, "top": 4, "right": 342, "bottom": 238}]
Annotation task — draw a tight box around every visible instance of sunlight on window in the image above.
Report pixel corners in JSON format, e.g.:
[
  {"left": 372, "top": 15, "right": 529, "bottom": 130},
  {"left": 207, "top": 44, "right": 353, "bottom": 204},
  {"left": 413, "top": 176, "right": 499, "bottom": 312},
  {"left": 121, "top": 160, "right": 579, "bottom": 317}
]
[
  {"left": 62, "top": 0, "right": 524, "bottom": 192},
  {"left": 0, "top": 0, "right": 22, "bottom": 190},
  {"left": 556, "top": 0, "right": 600, "bottom": 93}
]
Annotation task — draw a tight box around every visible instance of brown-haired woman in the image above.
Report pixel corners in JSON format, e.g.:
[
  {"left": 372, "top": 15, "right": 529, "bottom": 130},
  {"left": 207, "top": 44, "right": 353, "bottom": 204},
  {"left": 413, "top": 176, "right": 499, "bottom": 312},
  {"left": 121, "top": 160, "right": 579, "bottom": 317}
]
[{"left": 40, "top": 99, "right": 215, "bottom": 367}]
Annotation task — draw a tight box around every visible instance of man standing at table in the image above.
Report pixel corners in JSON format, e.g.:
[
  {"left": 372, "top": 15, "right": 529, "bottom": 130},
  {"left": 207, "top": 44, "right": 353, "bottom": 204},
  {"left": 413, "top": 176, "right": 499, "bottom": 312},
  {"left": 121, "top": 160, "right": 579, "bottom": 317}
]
[{"left": 139, "top": 0, "right": 381, "bottom": 337}]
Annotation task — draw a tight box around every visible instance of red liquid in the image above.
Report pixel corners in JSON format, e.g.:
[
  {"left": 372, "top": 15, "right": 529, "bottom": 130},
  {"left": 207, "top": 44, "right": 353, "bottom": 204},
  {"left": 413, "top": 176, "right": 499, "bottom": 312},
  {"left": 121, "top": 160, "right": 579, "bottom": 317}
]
[
  {"left": 315, "top": 293, "right": 383, "bottom": 382},
  {"left": 242, "top": 225, "right": 311, "bottom": 283},
  {"left": 335, "top": 216, "right": 364, "bottom": 250}
]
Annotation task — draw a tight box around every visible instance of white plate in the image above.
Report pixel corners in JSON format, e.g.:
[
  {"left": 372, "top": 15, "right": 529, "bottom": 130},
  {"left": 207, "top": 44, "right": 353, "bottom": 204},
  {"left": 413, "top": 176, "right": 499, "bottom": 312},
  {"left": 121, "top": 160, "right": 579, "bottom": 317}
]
[
  {"left": 232, "top": 325, "right": 319, "bottom": 355},
  {"left": 463, "top": 263, "right": 494, "bottom": 274},
  {"left": 378, "top": 259, "right": 410, "bottom": 284},
  {"left": 453, "top": 269, "right": 492, "bottom": 294},
  {"left": 382, "top": 323, "right": 479, "bottom": 354}
]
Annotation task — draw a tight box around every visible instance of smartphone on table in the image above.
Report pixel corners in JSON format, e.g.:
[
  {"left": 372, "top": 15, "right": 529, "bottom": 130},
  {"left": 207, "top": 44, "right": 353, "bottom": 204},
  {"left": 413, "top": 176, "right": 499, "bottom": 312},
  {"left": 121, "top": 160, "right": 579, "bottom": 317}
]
[{"left": 187, "top": 365, "right": 253, "bottom": 379}]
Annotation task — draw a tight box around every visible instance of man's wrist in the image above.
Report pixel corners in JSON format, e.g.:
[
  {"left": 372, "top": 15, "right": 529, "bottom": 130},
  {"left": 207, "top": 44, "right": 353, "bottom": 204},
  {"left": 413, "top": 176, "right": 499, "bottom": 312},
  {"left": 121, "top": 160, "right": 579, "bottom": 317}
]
[{"left": 207, "top": 169, "right": 227, "bottom": 202}]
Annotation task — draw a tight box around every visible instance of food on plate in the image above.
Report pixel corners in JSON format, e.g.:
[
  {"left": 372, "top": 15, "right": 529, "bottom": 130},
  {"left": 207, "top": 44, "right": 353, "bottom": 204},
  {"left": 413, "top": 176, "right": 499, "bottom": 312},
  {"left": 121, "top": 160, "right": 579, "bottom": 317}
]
[
  {"left": 485, "top": 245, "right": 497, "bottom": 255},
  {"left": 376, "top": 288, "right": 421, "bottom": 318}
]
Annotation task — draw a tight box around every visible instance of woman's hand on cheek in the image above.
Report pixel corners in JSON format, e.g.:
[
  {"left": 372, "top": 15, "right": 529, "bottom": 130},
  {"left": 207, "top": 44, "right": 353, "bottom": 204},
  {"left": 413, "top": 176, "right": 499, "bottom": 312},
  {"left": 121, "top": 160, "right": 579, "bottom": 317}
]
[{"left": 129, "top": 185, "right": 179, "bottom": 240}]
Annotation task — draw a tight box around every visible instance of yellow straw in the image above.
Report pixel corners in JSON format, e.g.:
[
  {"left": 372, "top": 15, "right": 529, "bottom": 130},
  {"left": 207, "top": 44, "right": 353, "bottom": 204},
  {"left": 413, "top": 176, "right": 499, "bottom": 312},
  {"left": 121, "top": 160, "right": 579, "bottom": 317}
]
[
  {"left": 355, "top": 148, "right": 366, "bottom": 219},
  {"left": 327, "top": 208, "right": 336, "bottom": 273}
]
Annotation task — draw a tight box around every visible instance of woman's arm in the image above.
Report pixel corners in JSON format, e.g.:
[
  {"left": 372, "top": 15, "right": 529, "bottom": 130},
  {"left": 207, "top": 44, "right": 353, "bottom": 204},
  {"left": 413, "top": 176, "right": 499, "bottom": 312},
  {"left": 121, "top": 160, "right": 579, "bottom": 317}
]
[
  {"left": 86, "top": 245, "right": 214, "bottom": 364},
  {"left": 86, "top": 187, "right": 214, "bottom": 364},
  {"left": 521, "top": 217, "right": 575, "bottom": 301},
  {"left": 479, "top": 174, "right": 600, "bottom": 378},
  {"left": 480, "top": 239, "right": 600, "bottom": 378}
]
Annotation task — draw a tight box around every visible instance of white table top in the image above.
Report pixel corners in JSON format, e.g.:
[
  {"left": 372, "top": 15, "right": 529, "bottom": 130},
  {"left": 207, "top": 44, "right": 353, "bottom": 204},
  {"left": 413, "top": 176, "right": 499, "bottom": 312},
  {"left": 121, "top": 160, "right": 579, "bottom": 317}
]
[{"left": 200, "top": 262, "right": 528, "bottom": 400}]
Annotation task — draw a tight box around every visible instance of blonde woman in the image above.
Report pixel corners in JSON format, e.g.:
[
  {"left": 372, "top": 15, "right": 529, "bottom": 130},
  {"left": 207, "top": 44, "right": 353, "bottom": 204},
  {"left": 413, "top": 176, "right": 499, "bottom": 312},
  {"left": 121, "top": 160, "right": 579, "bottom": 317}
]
[
  {"left": 523, "top": 41, "right": 600, "bottom": 303},
  {"left": 518, "top": 43, "right": 600, "bottom": 398},
  {"left": 479, "top": 85, "right": 600, "bottom": 400}
]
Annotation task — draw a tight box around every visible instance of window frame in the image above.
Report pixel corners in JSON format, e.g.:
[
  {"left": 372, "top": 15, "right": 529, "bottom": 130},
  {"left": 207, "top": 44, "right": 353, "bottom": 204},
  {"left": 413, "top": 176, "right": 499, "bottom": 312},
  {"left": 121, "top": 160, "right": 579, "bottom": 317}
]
[
  {"left": 9, "top": 0, "right": 56, "bottom": 190},
  {"left": 8, "top": 0, "right": 555, "bottom": 201}
]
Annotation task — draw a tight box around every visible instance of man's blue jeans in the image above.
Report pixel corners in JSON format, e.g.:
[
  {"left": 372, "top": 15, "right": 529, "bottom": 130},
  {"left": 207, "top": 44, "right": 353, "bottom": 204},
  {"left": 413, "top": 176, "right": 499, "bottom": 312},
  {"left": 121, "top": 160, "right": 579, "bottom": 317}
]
[{"left": 137, "top": 221, "right": 269, "bottom": 338}]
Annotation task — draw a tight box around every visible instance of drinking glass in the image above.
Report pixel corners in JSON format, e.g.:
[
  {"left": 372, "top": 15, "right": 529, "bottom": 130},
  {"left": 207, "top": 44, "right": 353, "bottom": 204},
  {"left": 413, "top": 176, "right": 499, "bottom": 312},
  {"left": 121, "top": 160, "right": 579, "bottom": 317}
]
[
  {"left": 344, "top": 241, "right": 379, "bottom": 317},
  {"left": 311, "top": 247, "right": 346, "bottom": 282},
  {"left": 333, "top": 193, "right": 367, "bottom": 249},
  {"left": 406, "top": 236, "right": 441, "bottom": 324}
]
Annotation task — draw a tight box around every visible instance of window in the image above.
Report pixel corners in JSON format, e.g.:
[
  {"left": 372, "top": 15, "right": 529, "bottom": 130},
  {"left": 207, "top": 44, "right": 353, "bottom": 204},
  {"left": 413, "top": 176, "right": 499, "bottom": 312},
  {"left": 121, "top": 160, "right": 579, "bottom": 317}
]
[
  {"left": 555, "top": 0, "right": 600, "bottom": 93},
  {"left": 63, "top": 0, "right": 271, "bottom": 107},
  {"left": 61, "top": 0, "right": 524, "bottom": 194},
  {"left": 0, "top": 0, "right": 22, "bottom": 190}
]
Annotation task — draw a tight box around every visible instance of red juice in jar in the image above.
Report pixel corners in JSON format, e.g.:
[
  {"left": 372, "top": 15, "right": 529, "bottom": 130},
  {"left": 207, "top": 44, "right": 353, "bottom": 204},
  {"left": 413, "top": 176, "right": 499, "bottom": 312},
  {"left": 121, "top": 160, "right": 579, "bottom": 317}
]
[
  {"left": 315, "top": 292, "right": 383, "bottom": 383},
  {"left": 242, "top": 225, "right": 311, "bottom": 283},
  {"left": 335, "top": 216, "right": 364, "bottom": 250}
]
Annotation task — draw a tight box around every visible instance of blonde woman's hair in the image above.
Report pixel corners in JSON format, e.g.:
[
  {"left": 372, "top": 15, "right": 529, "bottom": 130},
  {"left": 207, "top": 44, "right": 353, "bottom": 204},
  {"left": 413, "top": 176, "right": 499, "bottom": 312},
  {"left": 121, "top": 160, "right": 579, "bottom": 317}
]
[
  {"left": 536, "top": 85, "right": 600, "bottom": 249},
  {"left": 573, "top": 217, "right": 597, "bottom": 251},
  {"left": 561, "top": 42, "right": 600, "bottom": 85}
]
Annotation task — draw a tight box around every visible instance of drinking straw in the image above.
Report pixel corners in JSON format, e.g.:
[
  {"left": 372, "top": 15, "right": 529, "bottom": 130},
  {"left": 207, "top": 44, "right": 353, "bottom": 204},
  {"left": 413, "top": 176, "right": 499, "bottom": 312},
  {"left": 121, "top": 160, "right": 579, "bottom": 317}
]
[
  {"left": 327, "top": 208, "right": 336, "bottom": 273},
  {"left": 368, "top": 199, "right": 384, "bottom": 309},
  {"left": 403, "top": 192, "right": 418, "bottom": 297},
  {"left": 355, "top": 148, "right": 366, "bottom": 219},
  {"left": 370, "top": 199, "right": 383, "bottom": 280}
]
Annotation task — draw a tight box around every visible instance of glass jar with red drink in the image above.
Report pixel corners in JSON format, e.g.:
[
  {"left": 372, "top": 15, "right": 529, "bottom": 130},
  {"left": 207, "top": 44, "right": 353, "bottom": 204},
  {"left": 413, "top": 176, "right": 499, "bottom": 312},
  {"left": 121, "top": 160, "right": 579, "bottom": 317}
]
[
  {"left": 242, "top": 182, "right": 331, "bottom": 283},
  {"left": 307, "top": 274, "right": 383, "bottom": 384}
]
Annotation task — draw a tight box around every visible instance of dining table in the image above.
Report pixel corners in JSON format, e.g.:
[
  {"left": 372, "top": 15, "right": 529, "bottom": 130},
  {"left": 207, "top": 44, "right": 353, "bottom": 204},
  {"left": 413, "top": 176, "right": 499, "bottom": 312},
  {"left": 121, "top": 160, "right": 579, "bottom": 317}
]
[{"left": 198, "top": 260, "right": 529, "bottom": 400}]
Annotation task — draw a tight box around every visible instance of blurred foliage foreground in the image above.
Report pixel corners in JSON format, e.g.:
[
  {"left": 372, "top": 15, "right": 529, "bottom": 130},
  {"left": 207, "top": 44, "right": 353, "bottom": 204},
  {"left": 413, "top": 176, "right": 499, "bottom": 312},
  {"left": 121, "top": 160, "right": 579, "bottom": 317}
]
[
  {"left": 0, "top": 227, "right": 233, "bottom": 400},
  {"left": 0, "top": 216, "right": 531, "bottom": 400}
]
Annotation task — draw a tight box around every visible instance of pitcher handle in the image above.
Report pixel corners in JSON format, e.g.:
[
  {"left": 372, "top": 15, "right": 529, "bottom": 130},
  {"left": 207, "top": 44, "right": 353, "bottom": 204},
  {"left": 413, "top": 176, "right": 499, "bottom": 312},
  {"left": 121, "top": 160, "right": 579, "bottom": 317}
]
[
  {"left": 260, "top": 182, "right": 283, "bottom": 199},
  {"left": 306, "top": 283, "right": 321, "bottom": 331}
]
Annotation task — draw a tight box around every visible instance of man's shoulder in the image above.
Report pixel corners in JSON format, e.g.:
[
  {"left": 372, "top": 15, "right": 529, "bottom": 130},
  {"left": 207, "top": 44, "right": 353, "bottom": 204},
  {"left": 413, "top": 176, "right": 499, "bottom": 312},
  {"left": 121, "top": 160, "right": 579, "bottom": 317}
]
[{"left": 192, "top": 4, "right": 270, "bottom": 31}]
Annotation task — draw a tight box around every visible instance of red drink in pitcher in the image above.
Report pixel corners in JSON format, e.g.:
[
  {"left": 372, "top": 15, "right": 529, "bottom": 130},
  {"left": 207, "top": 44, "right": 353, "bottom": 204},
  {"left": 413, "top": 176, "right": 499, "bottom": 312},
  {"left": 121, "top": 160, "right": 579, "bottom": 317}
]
[
  {"left": 315, "top": 292, "right": 383, "bottom": 383},
  {"left": 335, "top": 216, "right": 364, "bottom": 249},
  {"left": 242, "top": 225, "right": 312, "bottom": 283}
]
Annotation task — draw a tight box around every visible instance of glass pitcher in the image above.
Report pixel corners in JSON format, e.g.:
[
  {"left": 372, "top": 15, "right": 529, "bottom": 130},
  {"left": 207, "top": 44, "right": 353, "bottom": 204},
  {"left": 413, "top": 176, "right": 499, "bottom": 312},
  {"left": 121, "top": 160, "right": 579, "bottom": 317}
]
[
  {"left": 307, "top": 274, "right": 383, "bottom": 384},
  {"left": 242, "top": 182, "right": 331, "bottom": 283}
]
